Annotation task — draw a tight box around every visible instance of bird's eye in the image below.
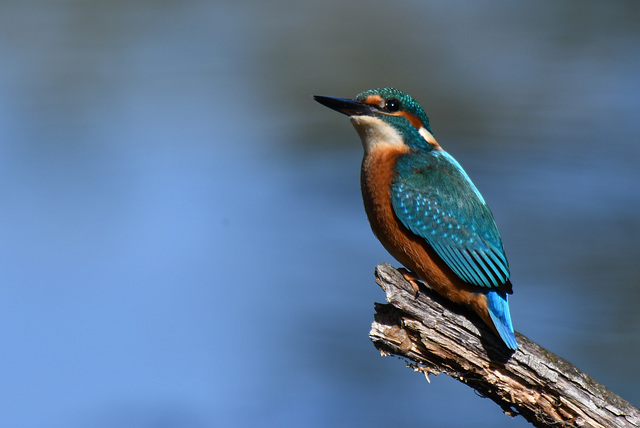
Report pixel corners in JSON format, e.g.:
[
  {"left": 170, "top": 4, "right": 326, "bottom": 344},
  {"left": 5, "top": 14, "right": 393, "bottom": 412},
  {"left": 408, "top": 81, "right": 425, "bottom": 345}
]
[{"left": 384, "top": 99, "right": 401, "bottom": 112}]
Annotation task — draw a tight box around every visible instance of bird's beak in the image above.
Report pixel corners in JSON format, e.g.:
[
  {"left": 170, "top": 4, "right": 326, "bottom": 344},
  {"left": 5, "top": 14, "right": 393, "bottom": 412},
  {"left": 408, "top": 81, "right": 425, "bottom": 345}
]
[{"left": 313, "top": 95, "right": 376, "bottom": 116}]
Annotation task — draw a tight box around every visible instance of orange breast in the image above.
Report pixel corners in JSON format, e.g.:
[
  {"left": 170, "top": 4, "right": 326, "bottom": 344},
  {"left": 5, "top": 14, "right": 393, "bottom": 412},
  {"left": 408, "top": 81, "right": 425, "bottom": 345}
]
[{"left": 360, "top": 147, "right": 490, "bottom": 321}]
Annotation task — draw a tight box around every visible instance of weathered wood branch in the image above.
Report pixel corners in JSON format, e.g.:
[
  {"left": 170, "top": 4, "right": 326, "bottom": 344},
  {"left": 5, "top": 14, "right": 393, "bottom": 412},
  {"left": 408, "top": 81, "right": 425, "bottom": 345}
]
[{"left": 369, "top": 263, "right": 640, "bottom": 428}]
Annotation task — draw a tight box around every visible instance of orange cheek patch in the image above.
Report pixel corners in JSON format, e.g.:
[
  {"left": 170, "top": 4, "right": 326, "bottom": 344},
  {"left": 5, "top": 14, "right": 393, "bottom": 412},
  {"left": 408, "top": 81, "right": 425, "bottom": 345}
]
[{"left": 392, "top": 111, "right": 424, "bottom": 130}]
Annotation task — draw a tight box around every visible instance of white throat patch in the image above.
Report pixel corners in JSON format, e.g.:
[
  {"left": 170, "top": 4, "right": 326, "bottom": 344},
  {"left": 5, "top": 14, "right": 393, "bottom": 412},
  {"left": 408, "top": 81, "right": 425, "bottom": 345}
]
[{"left": 349, "top": 116, "right": 405, "bottom": 154}]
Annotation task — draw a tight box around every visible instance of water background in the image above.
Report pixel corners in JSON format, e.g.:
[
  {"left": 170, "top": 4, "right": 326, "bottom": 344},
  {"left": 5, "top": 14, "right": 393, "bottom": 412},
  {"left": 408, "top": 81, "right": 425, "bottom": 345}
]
[{"left": 1, "top": 1, "right": 639, "bottom": 427}]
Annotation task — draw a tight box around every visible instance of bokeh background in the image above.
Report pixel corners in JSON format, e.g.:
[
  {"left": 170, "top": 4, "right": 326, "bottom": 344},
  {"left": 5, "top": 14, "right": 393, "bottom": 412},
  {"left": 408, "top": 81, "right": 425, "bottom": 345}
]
[{"left": 2, "top": 1, "right": 639, "bottom": 427}]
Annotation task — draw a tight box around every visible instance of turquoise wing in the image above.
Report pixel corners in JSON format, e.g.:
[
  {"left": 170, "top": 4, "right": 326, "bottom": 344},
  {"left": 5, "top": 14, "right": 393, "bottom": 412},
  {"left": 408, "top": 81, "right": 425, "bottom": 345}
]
[{"left": 391, "top": 151, "right": 510, "bottom": 289}]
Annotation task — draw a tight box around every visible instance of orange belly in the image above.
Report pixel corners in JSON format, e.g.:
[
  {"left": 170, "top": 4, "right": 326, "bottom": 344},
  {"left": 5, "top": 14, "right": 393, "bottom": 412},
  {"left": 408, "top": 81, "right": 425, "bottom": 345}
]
[{"left": 360, "top": 147, "right": 493, "bottom": 328}]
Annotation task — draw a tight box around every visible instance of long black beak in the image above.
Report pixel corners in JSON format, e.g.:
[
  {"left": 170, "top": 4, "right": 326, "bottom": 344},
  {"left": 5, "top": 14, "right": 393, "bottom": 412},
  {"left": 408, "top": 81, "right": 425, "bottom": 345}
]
[{"left": 313, "top": 95, "right": 376, "bottom": 116}]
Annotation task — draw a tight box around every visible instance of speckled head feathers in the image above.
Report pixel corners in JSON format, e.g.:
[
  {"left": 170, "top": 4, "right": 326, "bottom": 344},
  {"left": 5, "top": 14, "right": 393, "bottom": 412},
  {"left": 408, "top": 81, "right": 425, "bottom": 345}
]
[
  {"left": 353, "top": 88, "right": 438, "bottom": 152},
  {"left": 355, "top": 87, "right": 432, "bottom": 134},
  {"left": 314, "top": 88, "right": 439, "bottom": 152}
]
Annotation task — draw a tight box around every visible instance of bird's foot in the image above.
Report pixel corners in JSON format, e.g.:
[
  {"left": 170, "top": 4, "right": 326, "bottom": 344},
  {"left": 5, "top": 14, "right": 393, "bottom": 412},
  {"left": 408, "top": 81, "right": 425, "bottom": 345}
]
[{"left": 398, "top": 267, "right": 421, "bottom": 298}]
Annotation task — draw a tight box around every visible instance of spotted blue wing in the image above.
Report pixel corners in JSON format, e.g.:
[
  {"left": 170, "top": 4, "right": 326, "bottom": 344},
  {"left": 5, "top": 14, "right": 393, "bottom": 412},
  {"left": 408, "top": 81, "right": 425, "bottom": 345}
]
[{"left": 391, "top": 150, "right": 510, "bottom": 289}]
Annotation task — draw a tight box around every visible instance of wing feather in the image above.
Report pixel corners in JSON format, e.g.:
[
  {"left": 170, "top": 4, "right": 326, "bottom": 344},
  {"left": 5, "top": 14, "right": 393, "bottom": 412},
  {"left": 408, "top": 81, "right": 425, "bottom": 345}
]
[{"left": 391, "top": 151, "right": 510, "bottom": 289}]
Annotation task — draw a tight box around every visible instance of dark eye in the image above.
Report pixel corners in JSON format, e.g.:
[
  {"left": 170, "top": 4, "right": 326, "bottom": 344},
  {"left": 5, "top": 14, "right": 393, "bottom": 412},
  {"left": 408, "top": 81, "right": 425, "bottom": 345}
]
[{"left": 385, "top": 99, "right": 401, "bottom": 112}]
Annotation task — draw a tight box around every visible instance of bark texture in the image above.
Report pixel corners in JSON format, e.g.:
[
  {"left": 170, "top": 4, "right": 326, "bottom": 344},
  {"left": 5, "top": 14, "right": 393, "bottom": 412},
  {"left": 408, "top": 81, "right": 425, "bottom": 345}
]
[{"left": 369, "top": 263, "right": 640, "bottom": 428}]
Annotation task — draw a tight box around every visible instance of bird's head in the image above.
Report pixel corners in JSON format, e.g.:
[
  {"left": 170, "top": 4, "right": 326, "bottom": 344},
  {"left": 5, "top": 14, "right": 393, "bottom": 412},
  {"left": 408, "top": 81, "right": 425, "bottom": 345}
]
[{"left": 314, "top": 87, "right": 439, "bottom": 154}]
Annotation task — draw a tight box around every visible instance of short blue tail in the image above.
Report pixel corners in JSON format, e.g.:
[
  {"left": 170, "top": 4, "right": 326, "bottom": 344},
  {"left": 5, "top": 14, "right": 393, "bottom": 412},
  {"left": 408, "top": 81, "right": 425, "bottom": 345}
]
[{"left": 486, "top": 290, "right": 518, "bottom": 350}]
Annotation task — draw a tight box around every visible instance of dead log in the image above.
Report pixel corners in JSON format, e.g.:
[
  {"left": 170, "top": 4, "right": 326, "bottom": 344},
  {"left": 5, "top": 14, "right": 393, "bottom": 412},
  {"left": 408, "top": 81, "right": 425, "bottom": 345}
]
[{"left": 369, "top": 263, "right": 640, "bottom": 428}]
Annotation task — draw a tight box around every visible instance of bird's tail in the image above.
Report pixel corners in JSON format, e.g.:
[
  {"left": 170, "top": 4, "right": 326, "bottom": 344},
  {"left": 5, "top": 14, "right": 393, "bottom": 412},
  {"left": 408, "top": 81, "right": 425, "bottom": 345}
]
[{"left": 486, "top": 290, "right": 518, "bottom": 350}]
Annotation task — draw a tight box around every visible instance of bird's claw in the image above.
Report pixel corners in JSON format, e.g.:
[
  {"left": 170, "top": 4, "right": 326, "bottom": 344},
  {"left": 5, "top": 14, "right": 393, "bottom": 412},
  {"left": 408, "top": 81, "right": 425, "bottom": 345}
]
[{"left": 398, "top": 267, "right": 421, "bottom": 298}]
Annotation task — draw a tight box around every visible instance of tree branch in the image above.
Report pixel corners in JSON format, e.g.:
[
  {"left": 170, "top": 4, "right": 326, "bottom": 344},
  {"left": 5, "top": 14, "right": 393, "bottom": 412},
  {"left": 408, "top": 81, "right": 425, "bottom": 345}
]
[{"left": 369, "top": 263, "right": 640, "bottom": 428}]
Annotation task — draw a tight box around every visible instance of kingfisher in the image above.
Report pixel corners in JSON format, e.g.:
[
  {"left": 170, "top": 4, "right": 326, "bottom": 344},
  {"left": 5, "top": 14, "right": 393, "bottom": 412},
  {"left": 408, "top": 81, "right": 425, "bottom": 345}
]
[{"left": 314, "top": 88, "right": 518, "bottom": 350}]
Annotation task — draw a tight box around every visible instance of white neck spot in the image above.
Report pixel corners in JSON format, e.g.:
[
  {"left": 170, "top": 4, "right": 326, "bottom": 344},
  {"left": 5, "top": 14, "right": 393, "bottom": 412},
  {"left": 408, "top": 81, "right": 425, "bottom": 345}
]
[{"left": 418, "top": 127, "right": 438, "bottom": 146}]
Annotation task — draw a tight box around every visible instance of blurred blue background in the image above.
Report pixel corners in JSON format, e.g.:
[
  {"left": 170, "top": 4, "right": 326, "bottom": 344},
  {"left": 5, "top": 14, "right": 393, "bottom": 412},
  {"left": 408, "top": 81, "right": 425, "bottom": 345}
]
[{"left": 1, "top": 1, "right": 639, "bottom": 427}]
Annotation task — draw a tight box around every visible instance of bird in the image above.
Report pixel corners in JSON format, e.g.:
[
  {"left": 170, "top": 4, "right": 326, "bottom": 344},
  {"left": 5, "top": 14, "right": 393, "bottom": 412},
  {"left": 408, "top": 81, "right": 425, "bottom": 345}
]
[{"left": 313, "top": 87, "right": 518, "bottom": 350}]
